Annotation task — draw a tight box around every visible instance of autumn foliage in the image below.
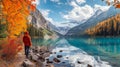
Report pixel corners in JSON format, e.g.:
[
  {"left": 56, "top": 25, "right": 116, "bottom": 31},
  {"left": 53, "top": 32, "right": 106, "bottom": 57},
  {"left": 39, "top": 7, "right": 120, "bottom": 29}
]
[
  {"left": 1, "top": 37, "right": 23, "bottom": 60},
  {"left": 86, "top": 14, "right": 120, "bottom": 36},
  {"left": 102, "top": 0, "right": 120, "bottom": 8},
  {"left": 0, "top": 0, "right": 36, "bottom": 60},
  {"left": 1, "top": 0, "right": 36, "bottom": 37}
]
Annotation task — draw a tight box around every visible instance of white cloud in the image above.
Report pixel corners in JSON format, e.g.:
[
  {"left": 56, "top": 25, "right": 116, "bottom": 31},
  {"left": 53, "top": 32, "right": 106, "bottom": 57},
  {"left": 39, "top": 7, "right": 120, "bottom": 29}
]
[
  {"left": 63, "top": 2, "right": 94, "bottom": 22},
  {"left": 50, "top": 0, "right": 63, "bottom": 5},
  {"left": 68, "top": 0, "right": 86, "bottom": 6},
  {"left": 40, "top": 9, "right": 53, "bottom": 22},
  {"left": 63, "top": 1, "right": 110, "bottom": 22},
  {"left": 50, "top": 0, "right": 60, "bottom": 2},
  {"left": 70, "top": 1, "right": 79, "bottom": 7},
  {"left": 32, "top": 0, "right": 40, "bottom": 5},
  {"left": 44, "top": 0, "right": 47, "bottom": 3},
  {"left": 57, "top": 2, "right": 63, "bottom": 5},
  {"left": 76, "top": 0, "right": 86, "bottom": 4},
  {"left": 94, "top": 4, "right": 110, "bottom": 12}
]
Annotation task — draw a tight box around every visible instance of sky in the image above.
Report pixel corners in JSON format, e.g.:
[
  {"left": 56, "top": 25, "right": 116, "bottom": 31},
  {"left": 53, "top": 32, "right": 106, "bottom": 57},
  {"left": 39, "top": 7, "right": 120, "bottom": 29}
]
[{"left": 35, "top": 0, "right": 118, "bottom": 25}]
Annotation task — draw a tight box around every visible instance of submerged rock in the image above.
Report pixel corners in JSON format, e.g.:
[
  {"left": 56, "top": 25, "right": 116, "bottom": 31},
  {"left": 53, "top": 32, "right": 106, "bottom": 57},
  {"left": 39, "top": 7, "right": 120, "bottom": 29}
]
[
  {"left": 62, "top": 62, "right": 65, "bottom": 64},
  {"left": 53, "top": 58, "right": 61, "bottom": 63},
  {"left": 54, "top": 52, "right": 56, "bottom": 54},
  {"left": 50, "top": 52, "right": 53, "bottom": 54},
  {"left": 77, "top": 61, "right": 82, "bottom": 64},
  {"left": 59, "top": 50, "right": 63, "bottom": 52},
  {"left": 87, "top": 64, "right": 92, "bottom": 67},
  {"left": 46, "top": 59, "right": 53, "bottom": 64},
  {"left": 57, "top": 55, "right": 62, "bottom": 58},
  {"left": 66, "top": 57, "right": 69, "bottom": 59}
]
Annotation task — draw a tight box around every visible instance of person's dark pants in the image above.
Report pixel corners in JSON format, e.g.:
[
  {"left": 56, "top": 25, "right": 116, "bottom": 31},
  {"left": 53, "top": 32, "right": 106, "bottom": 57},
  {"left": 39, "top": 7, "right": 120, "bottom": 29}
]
[{"left": 24, "top": 46, "right": 30, "bottom": 58}]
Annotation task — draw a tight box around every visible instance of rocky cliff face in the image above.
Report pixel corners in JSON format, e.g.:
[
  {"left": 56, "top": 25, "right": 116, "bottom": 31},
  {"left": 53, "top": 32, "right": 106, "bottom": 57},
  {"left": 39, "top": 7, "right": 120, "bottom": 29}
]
[
  {"left": 28, "top": 9, "right": 48, "bottom": 29},
  {"left": 27, "top": 9, "right": 57, "bottom": 39}
]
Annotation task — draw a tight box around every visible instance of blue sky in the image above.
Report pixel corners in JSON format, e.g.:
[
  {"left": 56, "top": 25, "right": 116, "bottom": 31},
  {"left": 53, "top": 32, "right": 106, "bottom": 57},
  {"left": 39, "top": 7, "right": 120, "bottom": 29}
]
[{"left": 35, "top": 0, "right": 117, "bottom": 24}]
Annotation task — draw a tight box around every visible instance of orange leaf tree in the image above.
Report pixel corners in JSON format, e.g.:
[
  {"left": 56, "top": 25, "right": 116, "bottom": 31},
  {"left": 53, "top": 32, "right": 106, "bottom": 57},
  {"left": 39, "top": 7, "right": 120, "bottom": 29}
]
[
  {"left": 1, "top": 0, "right": 36, "bottom": 37},
  {"left": 102, "top": 0, "right": 120, "bottom": 8},
  {"left": 0, "top": 0, "right": 36, "bottom": 60}
]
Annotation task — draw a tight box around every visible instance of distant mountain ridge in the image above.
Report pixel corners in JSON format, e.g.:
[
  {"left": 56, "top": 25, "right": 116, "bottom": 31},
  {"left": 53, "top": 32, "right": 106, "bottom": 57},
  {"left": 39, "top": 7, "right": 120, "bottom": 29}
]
[
  {"left": 65, "top": 7, "right": 117, "bottom": 36},
  {"left": 47, "top": 7, "right": 117, "bottom": 36},
  {"left": 47, "top": 22, "right": 76, "bottom": 35},
  {"left": 86, "top": 14, "right": 120, "bottom": 36},
  {"left": 27, "top": 7, "right": 117, "bottom": 37}
]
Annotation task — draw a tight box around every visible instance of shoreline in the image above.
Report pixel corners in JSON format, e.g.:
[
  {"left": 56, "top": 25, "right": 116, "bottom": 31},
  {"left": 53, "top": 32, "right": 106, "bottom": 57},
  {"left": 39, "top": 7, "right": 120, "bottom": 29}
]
[
  {"left": 21, "top": 45, "right": 54, "bottom": 67},
  {"left": 0, "top": 45, "right": 53, "bottom": 67},
  {"left": 0, "top": 44, "right": 112, "bottom": 67}
]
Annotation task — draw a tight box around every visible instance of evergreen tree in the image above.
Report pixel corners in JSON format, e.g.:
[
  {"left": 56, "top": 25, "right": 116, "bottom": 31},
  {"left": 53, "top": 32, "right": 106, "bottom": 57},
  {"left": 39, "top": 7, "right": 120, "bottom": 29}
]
[{"left": 0, "top": 2, "right": 7, "bottom": 38}]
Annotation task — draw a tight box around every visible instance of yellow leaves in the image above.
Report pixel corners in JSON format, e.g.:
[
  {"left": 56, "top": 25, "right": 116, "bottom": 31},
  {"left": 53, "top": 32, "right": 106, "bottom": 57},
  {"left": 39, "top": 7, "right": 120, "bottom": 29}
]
[
  {"left": 2, "top": 0, "right": 12, "bottom": 11},
  {"left": 0, "top": 0, "right": 36, "bottom": 61},
  {"left": 1, "top": 0, "right": 36, "bottom": 37},
  {"left": 8, "top": 13, "right": 27, "bottom": 37},
  {"left": 86, "top": 14, "right": 120, "bottom": 36},
  {"left": 102, "top": 0, "right": 120, "bottom": 8}
]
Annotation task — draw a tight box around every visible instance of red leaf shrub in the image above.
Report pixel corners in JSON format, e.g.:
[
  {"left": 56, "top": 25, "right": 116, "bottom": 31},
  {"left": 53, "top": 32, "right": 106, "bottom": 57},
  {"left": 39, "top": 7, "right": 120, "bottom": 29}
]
[{"left": 1, "top": 37, "right": 23, "bottom": 60}]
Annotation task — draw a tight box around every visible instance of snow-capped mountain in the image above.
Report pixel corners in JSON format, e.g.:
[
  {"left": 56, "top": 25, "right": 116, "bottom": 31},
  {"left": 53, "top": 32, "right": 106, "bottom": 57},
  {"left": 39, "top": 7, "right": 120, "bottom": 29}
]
[
  {"left": 30, "top": 6, "right": 116, "bottom": 36},
  {"left": 65, "top": 6, "right": 117, "bottom": 36},
  {"left": 47, "top": 6, "right": 117, "bottom": 36},
  {"left": 47, "top": 21, "right": 79, "bottom": 35}
]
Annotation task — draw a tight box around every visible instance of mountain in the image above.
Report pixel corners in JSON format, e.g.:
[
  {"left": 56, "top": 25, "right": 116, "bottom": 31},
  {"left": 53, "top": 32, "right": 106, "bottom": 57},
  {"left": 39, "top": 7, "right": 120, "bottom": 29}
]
[
  {"left": 27, "top": 9, "right": 56, "bottom": 38},
  {"left": 28, "top": 9, "right": 47, "bottom": 28},
  {"left": 65, "top": 7, "right": 117, "bottom": 36},
  {"left": 47, "top": 21, "right": 79, "bottom": 35},
  {"left": 86, "top": 14, "right": 120, "bottom": 36}
]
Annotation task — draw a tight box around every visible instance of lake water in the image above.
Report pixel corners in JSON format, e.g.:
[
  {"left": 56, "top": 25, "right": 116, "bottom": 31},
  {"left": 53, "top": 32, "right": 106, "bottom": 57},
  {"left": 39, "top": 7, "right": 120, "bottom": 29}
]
[{"left": 32, "top": 37, "right": 120, "bottom": 67}]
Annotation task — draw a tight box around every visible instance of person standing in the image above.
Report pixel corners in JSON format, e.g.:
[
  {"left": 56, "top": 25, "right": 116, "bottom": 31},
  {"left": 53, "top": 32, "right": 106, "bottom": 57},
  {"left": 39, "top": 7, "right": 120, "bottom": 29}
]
[{"left": 23, "top": 31, "right": 32, "bottom": 58}]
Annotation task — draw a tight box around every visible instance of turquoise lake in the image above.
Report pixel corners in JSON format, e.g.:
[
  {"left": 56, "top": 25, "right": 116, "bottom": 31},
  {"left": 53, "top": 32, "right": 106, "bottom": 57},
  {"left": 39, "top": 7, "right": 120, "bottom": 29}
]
[{"left": 32, "top": 37, "right": 120, "bottom": 67}]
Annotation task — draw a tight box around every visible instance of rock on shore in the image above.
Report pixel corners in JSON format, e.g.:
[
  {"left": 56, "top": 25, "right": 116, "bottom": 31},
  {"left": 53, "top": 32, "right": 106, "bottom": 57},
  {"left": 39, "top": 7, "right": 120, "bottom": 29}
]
[{"left": 21, "top": 46, "right": 53, "bottom": 67}]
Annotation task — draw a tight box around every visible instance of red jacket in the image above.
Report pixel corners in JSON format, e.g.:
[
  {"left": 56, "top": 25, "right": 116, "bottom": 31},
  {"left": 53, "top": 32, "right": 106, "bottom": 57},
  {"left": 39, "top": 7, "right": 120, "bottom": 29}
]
[{"left": 23, "top": 35, "right": 32, "bottom": 46}]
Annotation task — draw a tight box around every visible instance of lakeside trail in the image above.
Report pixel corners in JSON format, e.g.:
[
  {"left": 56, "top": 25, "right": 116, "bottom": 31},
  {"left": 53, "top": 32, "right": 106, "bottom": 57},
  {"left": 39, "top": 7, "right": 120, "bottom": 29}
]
[
  {"left": 0, "top": 45, "right": 112, "bottom": 67},
  {"left": 0, "top": 47, "right": 26, "bottom": 67},
  {"left": 0, "top": 45, "right": 54, "bottom": 67},
  {"left": 0, "top": 46, "right": 37, "bottom": 67},
  {"left": 13, "top": 46, "right": 53, "bottom": 67}
]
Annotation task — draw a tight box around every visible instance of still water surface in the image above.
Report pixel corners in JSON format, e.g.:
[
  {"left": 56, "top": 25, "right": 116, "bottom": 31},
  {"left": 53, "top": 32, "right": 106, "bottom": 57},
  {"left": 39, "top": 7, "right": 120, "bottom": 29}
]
[{"left": 32, "top": 37, "right": 120, "bottom": 67}]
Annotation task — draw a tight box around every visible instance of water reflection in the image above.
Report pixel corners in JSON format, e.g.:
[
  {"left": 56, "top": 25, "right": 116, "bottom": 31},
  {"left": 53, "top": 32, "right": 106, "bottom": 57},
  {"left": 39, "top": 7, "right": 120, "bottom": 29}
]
[
  {"left": 32, "top": 37, "right": 120, "bottom": 58},
  {"left": 32, "top": 38, "right": 59, "bottom": 46},
  {"left": 66, "top": 37, "right": 120, "bottom": 54},
  {"left": 66, "top": 37, "right": 120, "bottom": 67},
  {"left": 32, "top": 37, "right": 120, "bottom": 67}
]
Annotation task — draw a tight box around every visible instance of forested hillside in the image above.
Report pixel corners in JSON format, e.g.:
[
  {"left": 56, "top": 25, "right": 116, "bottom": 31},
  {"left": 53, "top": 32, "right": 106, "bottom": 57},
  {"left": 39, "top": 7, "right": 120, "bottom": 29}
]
[
  {"left": 86, "top": 14, "right": 120, "bottom": 36},
  {"left": 27, "top": 24, "right": 44, "bottom": 38},
  {"left": 28, "top": 24, "right": 54, "bottom": 38}
]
